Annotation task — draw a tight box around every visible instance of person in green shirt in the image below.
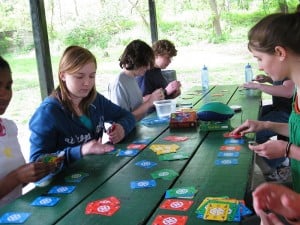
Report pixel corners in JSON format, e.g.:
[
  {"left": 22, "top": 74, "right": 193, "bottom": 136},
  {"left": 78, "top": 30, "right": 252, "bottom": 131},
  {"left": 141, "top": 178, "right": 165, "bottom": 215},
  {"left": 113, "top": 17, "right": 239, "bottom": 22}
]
[{"left": 232, "top": 11, "right": 300, "bottom": 225}]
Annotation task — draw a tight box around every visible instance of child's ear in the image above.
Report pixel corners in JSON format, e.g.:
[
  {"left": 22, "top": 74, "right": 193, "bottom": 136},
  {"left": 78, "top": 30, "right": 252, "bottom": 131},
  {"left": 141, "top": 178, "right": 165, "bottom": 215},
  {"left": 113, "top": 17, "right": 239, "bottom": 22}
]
[
  {"left": 60, "top": 72, "right": 66, "bottom": 81},
  {"left": 274, "top": 46, "right": 287, "bottom": 61}
]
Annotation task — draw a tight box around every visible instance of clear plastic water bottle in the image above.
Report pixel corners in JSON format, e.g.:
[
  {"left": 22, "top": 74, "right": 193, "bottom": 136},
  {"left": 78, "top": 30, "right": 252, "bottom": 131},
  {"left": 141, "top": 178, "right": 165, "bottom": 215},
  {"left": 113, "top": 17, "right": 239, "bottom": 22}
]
[
  {"left": 201, "top": 65, "right": 209, "bottom": 90},
  {"left": 244, "top": 63, "right": 253, "bottom": 83}
]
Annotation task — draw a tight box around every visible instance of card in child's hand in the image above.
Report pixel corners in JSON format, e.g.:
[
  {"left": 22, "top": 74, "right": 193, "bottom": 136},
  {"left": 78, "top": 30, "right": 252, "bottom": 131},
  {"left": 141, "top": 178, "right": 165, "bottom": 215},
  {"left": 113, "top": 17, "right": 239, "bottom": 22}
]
[{"left": 223, "top": 132, "right": 243, "bottom": 139}]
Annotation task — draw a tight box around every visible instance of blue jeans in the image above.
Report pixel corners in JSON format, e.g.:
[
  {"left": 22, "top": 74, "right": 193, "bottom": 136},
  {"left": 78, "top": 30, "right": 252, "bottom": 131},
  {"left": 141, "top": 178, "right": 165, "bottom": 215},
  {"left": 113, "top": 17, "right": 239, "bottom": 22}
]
[{"left": 256, "top": 105, "right": 290, "bottom": 168}]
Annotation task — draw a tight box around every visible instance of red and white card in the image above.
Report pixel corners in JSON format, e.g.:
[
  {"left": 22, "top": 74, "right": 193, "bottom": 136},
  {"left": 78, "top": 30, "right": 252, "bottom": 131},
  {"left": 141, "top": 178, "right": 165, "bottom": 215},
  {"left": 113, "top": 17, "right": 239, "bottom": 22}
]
[{"left": 159, "top": 199, "right": 193, "bottom": 211}]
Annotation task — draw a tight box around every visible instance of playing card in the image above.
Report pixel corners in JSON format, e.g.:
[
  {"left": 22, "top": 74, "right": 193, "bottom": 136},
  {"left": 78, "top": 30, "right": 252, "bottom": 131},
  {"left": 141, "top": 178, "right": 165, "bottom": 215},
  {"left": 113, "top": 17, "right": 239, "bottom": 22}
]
[
  {"left": 224, "top": 139, "right": 244, "bottom": 145},
  {"left": 85, "top": 196, "right": 120, "bottom": 216},
  {"left": 215, "top": 159, "right": 238, "bottom": 165},
  {"left": 48, "top": 185, "right": 76, "bottom": 194},
  {"left": 116, "top": 149, "right": 139, "bottom": 157},
  {"left": 150, "top": 144, "right": 180, "bottom": 153},
  {"left": 152, "top": 214, "right": 188, "bottom": 225},
  {"left": 158, "top": 152, "right": 190, "bottom": 161},
  {"left": 140, "top": 117, "right": 169, "bottom": 126},
  {"left": 223, "top": 132, "right": 243, "bottom": 139},
  {"left": 159, "top": 199, "right": 193, "bottom": 211},
  {"left": 151, "top": 169, "right": 179, "bottom": 180},
  {"left": 130, "top": 179, "right": 157, "bottom": 189},
  {"left": 219, "top": 145, "right": 241, "bottom": 151},
  {"left": 127, "top": 143, "right": 147, "bottom": 150},
  {"left": 0, "top": 212, "right": 31, "bottom": 224},
  {"left": 31, "top": 196, "right": 60, "bottom": 207},
  {"left": 204, "top": 203, "right": 229, "bottom": 221},
  {"left": 65, "top": 172, "right": 89, "bottom": 183},
  {"left": 165, "top": 186, "right": 197, "bottom": 199},
  {"left": 163, "top": 136, "right": 189, "bottom": 142},
  {"left": 217, "top": 152, "right": 240, "bottom": 158},
  {"left": 132, "top": 138, "right": 152, "bottom": 144},
  {"left": 135, "top": 160, "right": 157, "bottom": 169}
]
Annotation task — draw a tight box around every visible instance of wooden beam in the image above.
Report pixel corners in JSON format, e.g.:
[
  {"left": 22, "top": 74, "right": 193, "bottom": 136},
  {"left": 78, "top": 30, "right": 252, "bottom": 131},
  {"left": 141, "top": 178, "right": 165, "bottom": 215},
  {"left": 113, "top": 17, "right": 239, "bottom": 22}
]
[
  {"left": 29, "top": 0, "right": 54, "bottom": 99},
  {"left": 148, "top": 0, "right": 158, "bottom": 43}
]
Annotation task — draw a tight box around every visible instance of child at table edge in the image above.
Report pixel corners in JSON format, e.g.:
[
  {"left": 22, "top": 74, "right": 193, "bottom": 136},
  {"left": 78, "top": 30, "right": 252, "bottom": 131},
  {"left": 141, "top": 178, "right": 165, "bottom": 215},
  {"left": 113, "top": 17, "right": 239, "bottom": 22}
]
[
  {"left": 232, "top": 11, "right": 300, "bottom": 225},
  {"left": 0, "top": 56, "right": 55, "bottom": 208},
  {"left": 29, "top": 46, "right": 136, "bottom": 167}
]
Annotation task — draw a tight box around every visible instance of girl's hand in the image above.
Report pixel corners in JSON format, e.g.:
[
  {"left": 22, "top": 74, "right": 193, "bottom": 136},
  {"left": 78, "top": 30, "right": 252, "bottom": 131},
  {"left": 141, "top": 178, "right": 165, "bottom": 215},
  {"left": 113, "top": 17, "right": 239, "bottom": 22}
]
[
  {"left": 107, "top": 123, "right": 125, "bottom": 144},
  {"left": 81, "top": 138, "right": 115, "bottom": 155}
]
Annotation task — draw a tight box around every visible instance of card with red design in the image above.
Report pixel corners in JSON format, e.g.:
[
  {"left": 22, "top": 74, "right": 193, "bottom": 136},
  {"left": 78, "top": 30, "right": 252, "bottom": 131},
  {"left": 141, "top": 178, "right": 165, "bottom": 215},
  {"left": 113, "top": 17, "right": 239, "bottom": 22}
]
[
  {"left": 85, "top": 196, "right": 120, "bottom": 216},
  {"left": 159, "top": 199, "right": 193, "bottom": 211},
  {"left": 163, "top": 136, "right": 189, "bottom": 142},
  {"left": 223, "top": 132, "right": 243, "bottom": 139},
  {"left": 152, "top": 214, "right": 188, "bottom": 225},
  {"left": 220, "top": 145, "right": 241, "bottom": 151},
  {"left": 127, "top": 143, "right": 147, "bottom": 150}
]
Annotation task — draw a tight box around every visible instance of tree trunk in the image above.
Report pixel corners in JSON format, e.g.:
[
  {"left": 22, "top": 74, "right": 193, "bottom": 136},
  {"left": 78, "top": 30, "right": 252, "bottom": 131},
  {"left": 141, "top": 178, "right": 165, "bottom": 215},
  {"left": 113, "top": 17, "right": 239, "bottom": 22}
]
[
  {"left": 278, "top": 0, "right": 288, "bottom": 13},
  {"left": 209, "top": 0, "right": 222, "bottom": 36}
]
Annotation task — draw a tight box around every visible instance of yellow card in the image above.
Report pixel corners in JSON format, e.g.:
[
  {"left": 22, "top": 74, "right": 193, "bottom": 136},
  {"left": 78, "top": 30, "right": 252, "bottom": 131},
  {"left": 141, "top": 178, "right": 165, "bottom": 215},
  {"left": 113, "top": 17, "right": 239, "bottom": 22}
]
[
  {"left": 149, "top": 144, "right": 180, "bottom": 153},
  {"left": 204, "top": 203, "right": 229, "bottom": 221}
]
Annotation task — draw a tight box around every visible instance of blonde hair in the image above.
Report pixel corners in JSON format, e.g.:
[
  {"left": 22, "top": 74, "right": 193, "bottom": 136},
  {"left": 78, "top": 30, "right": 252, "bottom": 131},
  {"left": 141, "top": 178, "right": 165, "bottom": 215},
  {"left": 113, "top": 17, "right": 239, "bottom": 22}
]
[{"left": 53, "top": 46, "right": 97, "bottom": 116}]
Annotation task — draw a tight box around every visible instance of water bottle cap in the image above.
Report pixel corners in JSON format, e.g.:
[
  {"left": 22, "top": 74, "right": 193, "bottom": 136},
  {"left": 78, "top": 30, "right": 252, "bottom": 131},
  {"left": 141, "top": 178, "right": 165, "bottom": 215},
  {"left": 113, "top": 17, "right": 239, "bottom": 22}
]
[
  {"left": 202, "top": 65, "right": 207, "bottom": 70},
  {"left": 245, "top": 63, "right": 251, "bottom": 68}
]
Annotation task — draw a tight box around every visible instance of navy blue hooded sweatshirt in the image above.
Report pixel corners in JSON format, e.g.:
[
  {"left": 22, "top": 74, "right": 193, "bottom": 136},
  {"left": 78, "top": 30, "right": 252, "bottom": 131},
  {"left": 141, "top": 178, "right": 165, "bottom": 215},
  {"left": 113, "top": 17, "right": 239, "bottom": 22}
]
[{"left": 29, "top": 93, "right": 135, "bottom": 166}]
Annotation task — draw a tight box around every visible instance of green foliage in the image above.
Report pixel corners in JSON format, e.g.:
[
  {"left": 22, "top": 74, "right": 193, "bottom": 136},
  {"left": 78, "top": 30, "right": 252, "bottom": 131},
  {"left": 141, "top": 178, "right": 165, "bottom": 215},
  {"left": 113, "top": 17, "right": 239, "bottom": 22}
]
[{"left": 0, "top": 36, "right": 11, "bottom": 54}]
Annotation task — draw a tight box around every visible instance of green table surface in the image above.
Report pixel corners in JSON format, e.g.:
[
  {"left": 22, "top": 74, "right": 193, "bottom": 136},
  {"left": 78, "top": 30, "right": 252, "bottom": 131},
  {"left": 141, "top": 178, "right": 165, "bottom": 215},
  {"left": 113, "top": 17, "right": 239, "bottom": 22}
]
[{"left": 0, "top": 85, "right": 261, "bottom": 225}]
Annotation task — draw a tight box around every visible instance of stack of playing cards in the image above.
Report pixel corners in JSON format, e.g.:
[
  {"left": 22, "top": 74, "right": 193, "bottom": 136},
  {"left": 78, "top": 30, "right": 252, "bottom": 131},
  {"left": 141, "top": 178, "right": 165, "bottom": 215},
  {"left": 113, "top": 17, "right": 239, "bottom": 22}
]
[
  {"left": 195, "top": 196, "right": 252, "bottom": 222},
  {"left": 165, "top": 186, "right": 197, "bottom": 199},
  {"left": 85, "top": 196, "right": 120, "bottom": 216}
]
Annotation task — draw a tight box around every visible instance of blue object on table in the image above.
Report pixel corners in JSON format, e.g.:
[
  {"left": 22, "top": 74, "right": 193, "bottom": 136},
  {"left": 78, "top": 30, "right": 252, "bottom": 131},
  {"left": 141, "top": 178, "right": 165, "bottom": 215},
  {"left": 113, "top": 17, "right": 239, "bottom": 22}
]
[
  {"left": 140, "top": 117, "right": 170, "bottom": 127},
  {"left": 197, "top": 101, "right": 234, "bottom": 121}
]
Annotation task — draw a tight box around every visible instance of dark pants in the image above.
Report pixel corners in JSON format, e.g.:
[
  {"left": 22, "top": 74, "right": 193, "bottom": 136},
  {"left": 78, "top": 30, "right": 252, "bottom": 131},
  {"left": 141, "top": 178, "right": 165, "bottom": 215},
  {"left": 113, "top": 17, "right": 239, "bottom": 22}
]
[{"left": 256, "top": 105, "right": 290, "bottom": 168}]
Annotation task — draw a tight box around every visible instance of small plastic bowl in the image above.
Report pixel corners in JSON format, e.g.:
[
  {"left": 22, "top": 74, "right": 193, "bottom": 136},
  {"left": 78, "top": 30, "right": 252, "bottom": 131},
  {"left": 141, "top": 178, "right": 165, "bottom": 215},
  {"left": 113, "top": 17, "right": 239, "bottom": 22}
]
[{"left": 153, "top": 99, "right": 176, "bottom": 118}]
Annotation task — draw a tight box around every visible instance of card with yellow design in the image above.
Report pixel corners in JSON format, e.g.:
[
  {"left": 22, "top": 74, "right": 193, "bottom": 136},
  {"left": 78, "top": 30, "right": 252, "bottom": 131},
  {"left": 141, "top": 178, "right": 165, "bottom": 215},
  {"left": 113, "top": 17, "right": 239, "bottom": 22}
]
[{"left": 204, "top": 203, "right": 229, "bottom": 221}]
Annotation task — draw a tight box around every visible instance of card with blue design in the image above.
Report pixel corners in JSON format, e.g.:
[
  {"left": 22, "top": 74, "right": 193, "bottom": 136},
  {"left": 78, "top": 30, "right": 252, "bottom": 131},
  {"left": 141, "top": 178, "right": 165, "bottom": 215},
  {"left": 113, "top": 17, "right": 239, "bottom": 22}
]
[
  {"left": 48, "top": 185, "right": 76, "bottom": 194},
  {"left": 135, "top": 160, "right": 157, "bottom": 169},
  {"left": 215, "top": 159, "right": 239, "bottom": 165},
  {"left": 224, "top": 139, "right": 244, "bottom": 145},
  {"left": 31, "top": 196, "right": 60, "bottom": 207},
  {"left": 0, "top": 212, "right": 31, "bottom": 224},
  {"left": 132, "top": 138, "right": 152, "bottom": 144},
  {"left": 117, "top": 149, "right": 139, "bottom": 157},
  {"left": 217, "top": 152, "right": 240, "bottom": 158},
  {"left": 130, "top": 179, "right": 156, "bottom": 189}
]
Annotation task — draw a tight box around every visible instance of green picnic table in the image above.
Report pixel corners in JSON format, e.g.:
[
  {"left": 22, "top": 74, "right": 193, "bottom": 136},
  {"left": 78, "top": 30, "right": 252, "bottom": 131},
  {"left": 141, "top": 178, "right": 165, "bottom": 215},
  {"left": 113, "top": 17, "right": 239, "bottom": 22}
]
[{"left": 0, "top": 85, "right": 261, "bottom": 225}]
